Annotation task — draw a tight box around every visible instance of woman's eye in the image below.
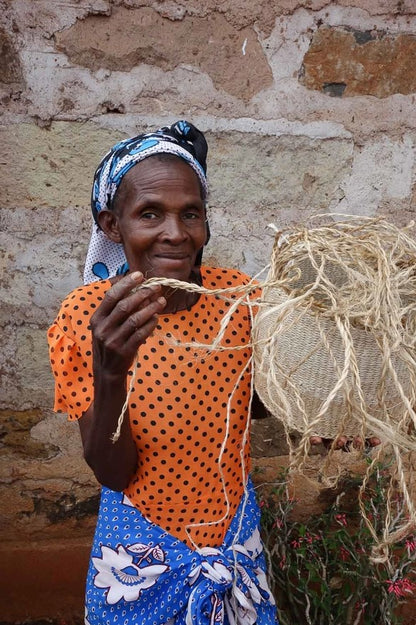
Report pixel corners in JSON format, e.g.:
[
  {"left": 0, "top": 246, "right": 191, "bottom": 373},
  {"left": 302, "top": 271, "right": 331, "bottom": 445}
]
[
  {"left": 184, "top": 211, "right": 201, "bottom": 220},
  {"left": 141, "top": 211, "right": 158, "bottom": 219}
]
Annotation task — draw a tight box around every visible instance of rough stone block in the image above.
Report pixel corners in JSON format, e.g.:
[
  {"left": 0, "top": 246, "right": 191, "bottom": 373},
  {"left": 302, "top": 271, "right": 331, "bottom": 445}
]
[
  {"left": 54, "top": 6, "right": 272, "bottom": 101},
  {"left": 0, "top": 122, "right": 125, "bottom": 209},
  {"left": 0, "top": 408, "right": 57, "bottom": 459},
  {"left": 0, "top": 203, "right": 92, "bottom": 334},
  {"left": 300, "top": 26, "right": 416, "bottom": 98},
  {"left": 328, "top": 134, "right": 416, "bottom": 216},
  {"left": 206, "top": 132, "right": 353, "bottom": 274},
  {"left": 252, "top": 454, "right": 372, "bottom": 520},
  {"left": 0, "top": 124, "right": 354, "bottom": 294},
  {"left": 0, "top": 462, "right": 99, "bottom": 541},
  {"left": 251, "top": 416, "right": 288, "bottom": 458},
  {"left": 0, "top": 539, "right": 90, "bottom": 620},
  {"left": 1, "top": 327, "right": 57, "bottom": 409}
]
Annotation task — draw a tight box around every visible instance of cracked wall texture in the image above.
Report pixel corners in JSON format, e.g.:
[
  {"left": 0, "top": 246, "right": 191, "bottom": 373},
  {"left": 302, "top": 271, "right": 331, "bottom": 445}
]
[{"left": 0, "top": 0, "right": 415, "bottom": 619}]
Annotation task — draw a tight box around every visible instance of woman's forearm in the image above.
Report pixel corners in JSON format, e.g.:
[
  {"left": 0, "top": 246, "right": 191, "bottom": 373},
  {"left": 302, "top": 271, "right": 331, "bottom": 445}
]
[
  {"left": 79, "top": 373, "right": 137, "bottom": 491},
  {"left": 80, "top": 273, "right": 166, "bottom": 490}
]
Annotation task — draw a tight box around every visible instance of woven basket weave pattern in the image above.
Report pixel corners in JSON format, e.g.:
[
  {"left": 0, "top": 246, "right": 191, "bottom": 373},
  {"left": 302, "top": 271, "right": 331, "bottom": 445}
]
[
  {"left": 253, "top": 285, "right": 413, "bottom": 439},
  {"left": 252, "top": 220, "right": 416, "bottom": 442}
]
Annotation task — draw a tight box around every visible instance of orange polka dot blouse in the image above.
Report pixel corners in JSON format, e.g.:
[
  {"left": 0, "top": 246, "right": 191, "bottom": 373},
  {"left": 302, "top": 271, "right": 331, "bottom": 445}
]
[{"left": 48, "top": 267, "right": 254, "bottom": 549}]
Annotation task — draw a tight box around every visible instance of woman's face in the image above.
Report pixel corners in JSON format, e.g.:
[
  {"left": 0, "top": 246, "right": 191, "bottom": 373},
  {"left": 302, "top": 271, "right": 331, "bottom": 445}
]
[{"left": 102, "top": 156, "right": 207, "bottom": 281}]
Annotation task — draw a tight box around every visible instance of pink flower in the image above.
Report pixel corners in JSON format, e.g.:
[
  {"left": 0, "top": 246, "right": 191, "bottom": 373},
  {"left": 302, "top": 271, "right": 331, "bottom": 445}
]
[
  {"left": 405, "top": 537, "right": 416, "bottom": 554},
  {"left": 273, "top": 518, "right": 283, "bottom": 529},
  {"left": 386, "top": 577, "right": 416, "bottom": 598},
  {"left": 290, "top": 534, "right": 316, "bottom": 549},
  {"left": 335, "top": 513, "right": 347, "bottom": 527}
]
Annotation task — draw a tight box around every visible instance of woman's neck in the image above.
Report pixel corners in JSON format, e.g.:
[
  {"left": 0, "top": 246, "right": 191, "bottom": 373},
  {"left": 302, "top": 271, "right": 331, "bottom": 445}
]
[
  {"left": 162, "top": 267, "right": 202, "bottom": 313},
  {"left": 162, "top": 288, "right": 199, "bottom": 313}
]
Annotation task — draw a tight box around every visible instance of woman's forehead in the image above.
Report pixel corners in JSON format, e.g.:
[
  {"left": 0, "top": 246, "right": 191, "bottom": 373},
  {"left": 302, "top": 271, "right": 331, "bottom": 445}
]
[{"left": 120, "top": 155, "right": 204, "bottom": 198}]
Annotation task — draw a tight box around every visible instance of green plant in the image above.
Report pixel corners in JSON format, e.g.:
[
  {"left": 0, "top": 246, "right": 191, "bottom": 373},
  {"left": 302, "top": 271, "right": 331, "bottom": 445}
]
[{"left": 259, "top": 463, "right": 416, "bottom": 625}]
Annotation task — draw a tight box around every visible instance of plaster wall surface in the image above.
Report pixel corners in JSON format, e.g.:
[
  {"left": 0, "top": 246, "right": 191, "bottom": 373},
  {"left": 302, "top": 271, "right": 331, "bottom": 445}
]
[{"left": 0, "top": 0, "right": 415, "bottom": 620}]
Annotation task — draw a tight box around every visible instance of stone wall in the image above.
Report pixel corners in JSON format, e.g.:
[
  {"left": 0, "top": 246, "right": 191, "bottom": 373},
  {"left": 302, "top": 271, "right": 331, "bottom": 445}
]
[{"left": 0, "top": 0, "right": 415, "bottom": 620}]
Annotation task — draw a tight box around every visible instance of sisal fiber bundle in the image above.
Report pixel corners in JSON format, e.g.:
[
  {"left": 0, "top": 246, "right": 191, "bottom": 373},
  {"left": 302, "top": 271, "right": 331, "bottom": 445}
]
[
  {"left": 252, "top": 216, "right": 416, "bottom": 561},
  {"left": 253, "top": 216, "right": 416, "bottom": 446}
]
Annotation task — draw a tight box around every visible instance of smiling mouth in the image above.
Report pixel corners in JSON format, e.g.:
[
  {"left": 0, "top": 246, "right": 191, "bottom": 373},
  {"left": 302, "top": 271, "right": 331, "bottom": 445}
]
[{"left": 155, "top": 253, "right": 189, "bottom": 260}]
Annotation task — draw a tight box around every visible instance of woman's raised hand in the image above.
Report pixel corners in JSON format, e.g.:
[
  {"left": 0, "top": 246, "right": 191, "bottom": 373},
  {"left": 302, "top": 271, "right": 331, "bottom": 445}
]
[{"left": 90, "top": 271, "right": 167, "bottom": 378}]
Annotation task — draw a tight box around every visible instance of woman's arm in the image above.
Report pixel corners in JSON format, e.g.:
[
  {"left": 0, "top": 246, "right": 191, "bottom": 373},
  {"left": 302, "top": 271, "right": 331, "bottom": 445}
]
[
  {"left": 78, "top": 272, "right": 166, "bottom": 490},
  {"left": 251, "top": 390, "right": 269, "bottom": 420}
]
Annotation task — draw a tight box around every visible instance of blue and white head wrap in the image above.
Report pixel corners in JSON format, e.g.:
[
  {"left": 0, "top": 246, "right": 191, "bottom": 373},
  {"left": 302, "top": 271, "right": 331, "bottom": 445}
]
[{"left": 84, "top": 120, "right": 209, "bottom": 284}]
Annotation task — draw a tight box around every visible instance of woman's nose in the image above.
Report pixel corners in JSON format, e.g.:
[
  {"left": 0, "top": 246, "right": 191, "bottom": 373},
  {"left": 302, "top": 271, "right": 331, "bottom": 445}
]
[{"left": 162, "top": 215, "right": 188, "bottom": 242}]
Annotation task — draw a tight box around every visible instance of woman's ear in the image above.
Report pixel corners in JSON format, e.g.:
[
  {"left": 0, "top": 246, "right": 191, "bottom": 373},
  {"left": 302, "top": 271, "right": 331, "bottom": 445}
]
[{"left": 97, "top": 210, "right": 122, "bottom": 243}]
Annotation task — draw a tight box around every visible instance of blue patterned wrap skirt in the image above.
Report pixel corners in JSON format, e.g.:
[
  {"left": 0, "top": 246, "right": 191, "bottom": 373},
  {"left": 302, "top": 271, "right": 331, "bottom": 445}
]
[{"left": 85, "top": 478, "right": 279, "bottom": 625}]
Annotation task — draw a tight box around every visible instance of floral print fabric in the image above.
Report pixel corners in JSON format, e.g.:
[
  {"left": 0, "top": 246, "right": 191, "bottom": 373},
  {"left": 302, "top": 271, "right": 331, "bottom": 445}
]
[{"left": 85, "top": 479, "right": 278, "bottom": 625}]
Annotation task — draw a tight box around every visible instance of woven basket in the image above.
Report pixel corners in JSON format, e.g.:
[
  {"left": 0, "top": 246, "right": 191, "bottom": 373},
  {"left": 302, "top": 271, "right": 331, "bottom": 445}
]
[{"left": 253, "top": 242, "right": 415, "bottom": 440}]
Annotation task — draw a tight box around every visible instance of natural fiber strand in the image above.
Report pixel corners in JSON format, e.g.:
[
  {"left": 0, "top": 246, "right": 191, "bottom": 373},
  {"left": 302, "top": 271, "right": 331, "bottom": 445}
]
[{"left": 111, "top": 353, "right": 140, "bottom": 443}]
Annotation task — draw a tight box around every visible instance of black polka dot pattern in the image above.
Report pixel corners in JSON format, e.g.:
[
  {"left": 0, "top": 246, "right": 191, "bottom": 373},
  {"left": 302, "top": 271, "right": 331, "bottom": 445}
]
[{"left": 47, "top": 267, "right": 256, "bottom": 548}]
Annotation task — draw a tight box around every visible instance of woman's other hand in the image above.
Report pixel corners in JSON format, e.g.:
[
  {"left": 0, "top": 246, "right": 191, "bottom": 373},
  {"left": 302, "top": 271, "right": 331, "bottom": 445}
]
[{"left": 310, "top": 435, "right": 381, "bottom": 451}]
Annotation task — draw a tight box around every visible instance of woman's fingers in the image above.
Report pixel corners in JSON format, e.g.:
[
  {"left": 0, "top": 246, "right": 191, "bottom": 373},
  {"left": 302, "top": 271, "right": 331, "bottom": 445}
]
[
  {"left": 94, "top": 271, "right": 145, "bottom": 316},
  {"left": 124, "top": 310, "right": 161, "bottom": 351},
  {"left": 90, "top": 272, "right": 167, "bottom": 375},
  {"left": 310, "top": 436, "right": 382, "bottom": 451},
  {"left": 105, "top": 296, "right": 166, "bottom": 348},
  {"left": 94, "top": 272, "right": 162, "bottom": 327},
  {"left": 92, "top": 273, "right": 164, "bottom": 338}
]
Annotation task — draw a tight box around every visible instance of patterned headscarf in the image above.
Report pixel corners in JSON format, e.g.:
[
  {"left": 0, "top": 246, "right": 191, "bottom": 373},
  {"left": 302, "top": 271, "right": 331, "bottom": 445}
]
[{"left": 84, "top": 120, "right": 209, "bottom": 284}]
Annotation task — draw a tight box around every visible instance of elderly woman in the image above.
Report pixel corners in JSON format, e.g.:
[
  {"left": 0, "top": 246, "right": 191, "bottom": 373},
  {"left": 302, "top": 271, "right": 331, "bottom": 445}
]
[{"left": 48, "top": 121, "right": 279, "bottom": 625}]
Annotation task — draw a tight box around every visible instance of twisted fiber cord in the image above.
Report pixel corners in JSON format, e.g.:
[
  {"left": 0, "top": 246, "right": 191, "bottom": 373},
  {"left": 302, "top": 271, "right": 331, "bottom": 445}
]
[
  {"left": 111, "top": 273, "right": 276, "bottom": 443},
  {"left": 359, "top": 448, "right": 416, "bottom": 567},
  {"left": 359, "top": 448, "right": 388, "bottom": 561},
  {"left": 360, "top": 359, "right": 416, "bottom": 562},
  {"left": 183, "top": 352, "right": 253, "bottom": 551},
  {"left": 134, "top": 275, "right": 265, "bottom": 300},
  {"left": 111, "top": 352, "right": 140, "bottom": 444},
  {"left": 272, "top": 217, "right": 416, "bottom": 337},
  {"left": 229, "top": 298, "right": 257, "bottom": 588}
]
